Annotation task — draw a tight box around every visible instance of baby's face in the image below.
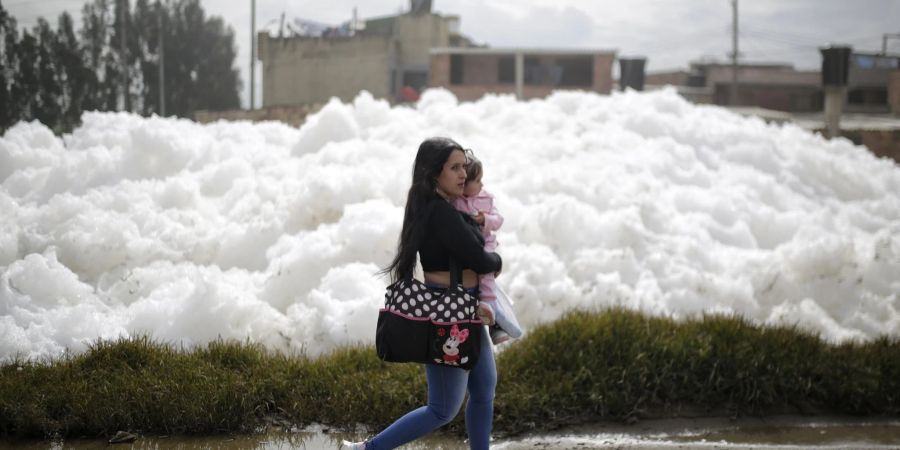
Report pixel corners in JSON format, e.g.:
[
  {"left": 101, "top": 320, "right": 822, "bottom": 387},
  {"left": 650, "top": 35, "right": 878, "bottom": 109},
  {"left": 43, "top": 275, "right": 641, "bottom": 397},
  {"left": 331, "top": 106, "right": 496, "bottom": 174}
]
[{"left": 464, "top": 173, "right": 483, "bottom": 197}]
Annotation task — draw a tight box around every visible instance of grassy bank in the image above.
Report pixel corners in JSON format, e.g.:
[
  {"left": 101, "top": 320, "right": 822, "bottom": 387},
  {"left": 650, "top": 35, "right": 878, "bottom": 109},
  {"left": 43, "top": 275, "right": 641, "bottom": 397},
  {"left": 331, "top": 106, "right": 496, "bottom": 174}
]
[{"left": 1, "top": 308, "right": 898, "bottom": 439}]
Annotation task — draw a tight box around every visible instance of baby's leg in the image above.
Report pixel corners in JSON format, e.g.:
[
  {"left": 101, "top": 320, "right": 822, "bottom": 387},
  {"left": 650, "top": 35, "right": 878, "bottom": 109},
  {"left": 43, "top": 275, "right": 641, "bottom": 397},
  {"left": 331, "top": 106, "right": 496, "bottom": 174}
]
[
  {"left": 479, "top": 272, "right": 497, "bottom": 303},
  {"left": 478, "top": 274, "right": 511, "bottom": 344},
  {"left": 476, "top": 273, "right": 497, "bottom": 325}
]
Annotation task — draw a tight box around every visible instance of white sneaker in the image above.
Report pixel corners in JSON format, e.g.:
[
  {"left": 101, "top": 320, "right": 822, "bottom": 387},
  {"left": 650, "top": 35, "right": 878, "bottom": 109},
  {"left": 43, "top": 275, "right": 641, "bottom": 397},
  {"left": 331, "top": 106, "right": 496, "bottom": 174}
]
[
  {"left": 340, "top": 439, "right": 367, "bottom": 450},
  {"left": 490, "top": 327, "right": 511, "bottom": 345}
]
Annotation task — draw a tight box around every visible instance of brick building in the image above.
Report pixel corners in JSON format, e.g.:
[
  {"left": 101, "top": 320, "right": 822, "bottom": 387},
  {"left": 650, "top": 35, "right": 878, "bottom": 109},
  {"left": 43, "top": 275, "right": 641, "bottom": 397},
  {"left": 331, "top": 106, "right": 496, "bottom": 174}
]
[
  {"left": 646, "top": 62, "right": 822, "bottom": 112},
  {"left": 429, "top": 48, "right": 616, "bottom": 101},
  {"left": 645, "top": 52, "right": 900, "bottom": 115},
  {"left": 257, "top": 3, "right": 473, "bottom": 107},
  {"left": 847, "top": 52, "right": 900, "bottom": 113}
]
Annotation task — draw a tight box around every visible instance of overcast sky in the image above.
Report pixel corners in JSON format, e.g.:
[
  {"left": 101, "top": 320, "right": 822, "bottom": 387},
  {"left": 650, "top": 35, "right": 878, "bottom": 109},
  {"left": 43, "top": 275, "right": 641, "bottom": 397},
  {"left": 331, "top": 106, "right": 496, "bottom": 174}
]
[{"left": 6, "top": 0, "right": 899, "bottom": 109}]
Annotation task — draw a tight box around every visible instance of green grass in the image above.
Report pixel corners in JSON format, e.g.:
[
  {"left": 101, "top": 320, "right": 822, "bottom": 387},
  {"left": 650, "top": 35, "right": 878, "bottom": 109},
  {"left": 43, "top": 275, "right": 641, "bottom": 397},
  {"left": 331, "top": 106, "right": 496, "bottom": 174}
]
[{"left": 1, "top": 308, "right": 898, "bottom": 439}]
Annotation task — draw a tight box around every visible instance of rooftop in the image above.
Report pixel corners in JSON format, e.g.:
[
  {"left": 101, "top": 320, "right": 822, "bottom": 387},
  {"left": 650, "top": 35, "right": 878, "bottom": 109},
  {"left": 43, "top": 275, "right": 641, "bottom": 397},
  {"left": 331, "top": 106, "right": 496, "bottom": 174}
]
[
  {"left": 727, "top": 106, "right": 900, "bottom": 131},
  {"left": 430, "top": 47, "right": 617, "bottom": 56}
]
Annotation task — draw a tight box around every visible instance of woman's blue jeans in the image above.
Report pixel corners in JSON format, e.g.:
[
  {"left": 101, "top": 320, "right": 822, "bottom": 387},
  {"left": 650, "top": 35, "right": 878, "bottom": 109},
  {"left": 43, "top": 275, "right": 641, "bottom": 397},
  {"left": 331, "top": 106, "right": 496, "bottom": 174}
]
[{"left": 367, "top": 325, "right": 496, "bottom": 450}]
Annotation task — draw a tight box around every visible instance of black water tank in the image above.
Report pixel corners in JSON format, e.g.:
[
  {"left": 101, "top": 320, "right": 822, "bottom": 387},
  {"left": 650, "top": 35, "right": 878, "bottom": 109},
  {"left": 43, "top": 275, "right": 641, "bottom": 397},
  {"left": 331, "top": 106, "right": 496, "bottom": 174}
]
[
  {"left": 619, "top": 58, "right": 646, "bottom": 91},
  {"left": 820, "top": 46, "right": 852, "bottom": 86}
]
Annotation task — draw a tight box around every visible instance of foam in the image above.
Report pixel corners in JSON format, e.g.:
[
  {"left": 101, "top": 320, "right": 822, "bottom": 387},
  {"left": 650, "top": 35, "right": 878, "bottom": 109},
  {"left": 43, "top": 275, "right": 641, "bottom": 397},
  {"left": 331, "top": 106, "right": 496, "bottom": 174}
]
[{"left": 2, "top": 88, "right": 898, "bottom": 360}]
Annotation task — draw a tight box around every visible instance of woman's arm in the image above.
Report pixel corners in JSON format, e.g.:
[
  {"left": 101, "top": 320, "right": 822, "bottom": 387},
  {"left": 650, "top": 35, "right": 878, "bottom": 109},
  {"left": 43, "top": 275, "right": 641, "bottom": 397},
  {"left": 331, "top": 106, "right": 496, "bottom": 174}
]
[{"left": 431, "top": 200, "right": 502, "bottom": 274}]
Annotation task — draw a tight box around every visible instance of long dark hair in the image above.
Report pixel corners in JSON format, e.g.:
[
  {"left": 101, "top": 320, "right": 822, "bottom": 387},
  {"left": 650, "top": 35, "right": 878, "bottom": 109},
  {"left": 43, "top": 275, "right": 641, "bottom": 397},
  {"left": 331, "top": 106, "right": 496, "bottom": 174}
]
[{"left": 382, "top": 137, "right": 464, "bottom": 283}]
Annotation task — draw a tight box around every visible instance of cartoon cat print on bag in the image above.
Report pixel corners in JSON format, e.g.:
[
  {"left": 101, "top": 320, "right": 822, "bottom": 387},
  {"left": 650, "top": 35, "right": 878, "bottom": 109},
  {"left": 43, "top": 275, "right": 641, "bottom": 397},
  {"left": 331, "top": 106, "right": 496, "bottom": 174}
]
[{"left": 434, "top": 324, "right": 469, "bottom": 366}]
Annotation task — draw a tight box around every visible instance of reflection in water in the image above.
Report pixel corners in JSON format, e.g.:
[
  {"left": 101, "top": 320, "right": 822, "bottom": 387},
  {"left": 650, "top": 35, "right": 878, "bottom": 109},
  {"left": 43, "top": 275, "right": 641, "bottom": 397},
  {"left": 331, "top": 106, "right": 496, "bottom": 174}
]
[
  {"left": 3, "top": 418, "right": 900, "bottom": 449},
  {"left": 674, "top": 420, "right": 900, "bottom": 446},
  {"left": 0, "top": 427, "right": 469, "bottom": 450},
  {"left": 496, "top": 417, "right": 900, "bottom": 449}
]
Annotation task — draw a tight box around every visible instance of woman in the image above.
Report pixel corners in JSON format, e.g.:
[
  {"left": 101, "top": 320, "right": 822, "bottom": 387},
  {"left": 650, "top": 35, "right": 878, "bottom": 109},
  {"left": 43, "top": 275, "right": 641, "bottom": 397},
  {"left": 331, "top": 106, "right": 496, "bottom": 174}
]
[{"left": 343, "top": 137, "right": 503, "bottom": 449}]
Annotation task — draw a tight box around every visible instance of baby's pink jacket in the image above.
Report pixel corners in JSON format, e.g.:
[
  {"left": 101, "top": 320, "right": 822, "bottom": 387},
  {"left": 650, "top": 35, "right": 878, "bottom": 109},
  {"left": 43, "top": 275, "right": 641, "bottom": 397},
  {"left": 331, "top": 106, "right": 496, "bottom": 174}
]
[{"left": 452, "top": 189, "right": 503, "bottom": 252}]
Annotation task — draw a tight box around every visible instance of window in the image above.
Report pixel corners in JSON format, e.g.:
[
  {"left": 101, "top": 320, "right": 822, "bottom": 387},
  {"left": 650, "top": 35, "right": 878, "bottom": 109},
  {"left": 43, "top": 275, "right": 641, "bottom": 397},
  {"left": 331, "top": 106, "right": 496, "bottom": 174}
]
[
  {"left": 523, "top": 57, "right": 542, "bottom": 85},
  {"left": 848, "top": 87, "right": 887, "bottom": 105},
  {"left": 521, "top": 55, "right": 593, "bottom": 86},
  {"left": 558, "top": 56, "right": 593, "bottom": 87},
  {"left": 450, "top": 54, "right": 463, "bottom": 85},
  {"left": 498, "top": 56, "right": 514, "bottom": 83},
  {"left": 853, "top": 54, "right": 900, "bottom": 70},
  {"left": 403, "top": 71, "right": 428, "bottom": 91}
]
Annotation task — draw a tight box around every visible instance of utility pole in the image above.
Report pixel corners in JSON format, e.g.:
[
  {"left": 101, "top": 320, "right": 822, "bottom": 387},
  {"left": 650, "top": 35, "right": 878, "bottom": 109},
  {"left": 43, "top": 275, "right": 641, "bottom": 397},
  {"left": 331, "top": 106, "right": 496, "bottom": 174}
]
[
  {"left": 514, "top": 51, "right": 523, "bottom": 100},
  {"left": 120, "top": 0, "right": 131, "bottom": 112},
  {"left": 250, "top": 0, "right": 256, "bottom": 110},
  {"left": 158, "top": 0, "right": 165, "bottom": 116},
  {"left": 730, "top": 0, "right": 739, "bottom": 106}
]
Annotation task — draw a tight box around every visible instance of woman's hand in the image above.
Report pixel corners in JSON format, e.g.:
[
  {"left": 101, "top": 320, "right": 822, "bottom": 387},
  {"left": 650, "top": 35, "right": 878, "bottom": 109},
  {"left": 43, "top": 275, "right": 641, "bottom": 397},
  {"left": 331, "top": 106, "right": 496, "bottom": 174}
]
[{"left": 472, "top": 211, "right": 485, "bottom": 225}]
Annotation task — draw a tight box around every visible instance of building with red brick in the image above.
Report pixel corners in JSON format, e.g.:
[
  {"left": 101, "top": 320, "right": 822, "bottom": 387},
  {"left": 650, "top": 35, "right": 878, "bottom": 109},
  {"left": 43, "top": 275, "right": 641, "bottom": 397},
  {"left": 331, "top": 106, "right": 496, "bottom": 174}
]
[{"left": 429, "top": 48, "right": 616, "bottom": 101}]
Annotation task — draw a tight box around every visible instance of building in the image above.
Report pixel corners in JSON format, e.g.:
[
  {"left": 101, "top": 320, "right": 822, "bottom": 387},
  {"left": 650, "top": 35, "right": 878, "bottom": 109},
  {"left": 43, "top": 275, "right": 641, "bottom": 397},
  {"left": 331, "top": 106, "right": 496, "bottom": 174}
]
[
  {"left": 646, "top": 62, "right": 822, "bottom": 112},
  {"left": 257, "top": 3, "right": 615, "bottom": 107},
  {"left": 847, "top": 51, "right": 900, "bottom": 113},
  {"left": 891, "top": 71, "right": 900, "bottom": 114},
  {"left": 645, "top": 51, "right": 900, "bottom": 115},
  {"left": 257, "top": 1, "right": 474, "bottom": 107},
  {"left": 429, "top": 48, "right": 616, "bottom": 101}
]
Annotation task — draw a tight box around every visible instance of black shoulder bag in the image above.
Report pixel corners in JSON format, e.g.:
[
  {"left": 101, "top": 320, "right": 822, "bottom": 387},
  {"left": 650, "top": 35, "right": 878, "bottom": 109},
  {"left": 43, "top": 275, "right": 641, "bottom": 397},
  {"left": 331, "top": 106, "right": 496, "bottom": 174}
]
[{"left": 376, "top": 258, "right": 483, "bottom": 370}]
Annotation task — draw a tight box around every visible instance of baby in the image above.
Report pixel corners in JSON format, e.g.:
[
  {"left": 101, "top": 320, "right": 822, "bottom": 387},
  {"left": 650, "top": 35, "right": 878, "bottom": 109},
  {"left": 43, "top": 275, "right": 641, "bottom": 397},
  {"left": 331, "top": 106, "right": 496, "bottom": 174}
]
[{"left": 453, "top": 155, "right": 522, "bottom": 344}]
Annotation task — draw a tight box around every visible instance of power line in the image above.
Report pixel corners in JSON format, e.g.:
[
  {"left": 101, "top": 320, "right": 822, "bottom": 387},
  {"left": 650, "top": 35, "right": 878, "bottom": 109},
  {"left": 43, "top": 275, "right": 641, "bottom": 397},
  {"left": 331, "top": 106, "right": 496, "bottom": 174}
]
[
  {"left": 742, "top": 29, "right": 893, "bottom": 56},
  {"left": 746, "top": 25, "right": 889, "bottom": 46},
  {"left": 741, "top": 30, "right": 817, "bottom": 50},
  {"left": 741, "top": 26, "right": 824, "bottom": 46}
]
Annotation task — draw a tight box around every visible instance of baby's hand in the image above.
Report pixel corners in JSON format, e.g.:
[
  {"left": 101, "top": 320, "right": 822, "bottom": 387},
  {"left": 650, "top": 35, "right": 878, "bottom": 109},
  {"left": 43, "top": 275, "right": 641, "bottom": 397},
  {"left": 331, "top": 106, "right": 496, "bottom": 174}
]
[{"left": 473, "top": 210, "right": 485, "bottom": 225}]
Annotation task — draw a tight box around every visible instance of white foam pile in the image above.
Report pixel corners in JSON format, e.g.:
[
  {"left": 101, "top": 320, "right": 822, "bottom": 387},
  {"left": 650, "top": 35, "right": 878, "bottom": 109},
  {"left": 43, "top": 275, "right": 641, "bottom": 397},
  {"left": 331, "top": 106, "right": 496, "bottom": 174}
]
[{"left": 2, "top": 88, "right": 899, "bottom": 360}]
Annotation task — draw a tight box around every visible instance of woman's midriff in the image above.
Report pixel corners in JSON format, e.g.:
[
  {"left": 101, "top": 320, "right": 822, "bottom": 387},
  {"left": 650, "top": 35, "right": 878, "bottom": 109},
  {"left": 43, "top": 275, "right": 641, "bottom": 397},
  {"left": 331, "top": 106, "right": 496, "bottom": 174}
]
[{"left": 424, "top": 270, "right": 479, "bottom": 289}]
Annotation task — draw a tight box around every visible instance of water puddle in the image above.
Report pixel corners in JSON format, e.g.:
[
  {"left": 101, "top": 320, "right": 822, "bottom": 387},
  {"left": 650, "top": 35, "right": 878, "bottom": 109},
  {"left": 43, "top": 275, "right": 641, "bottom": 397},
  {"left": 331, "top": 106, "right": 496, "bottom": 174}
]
[
  {"left": 2, "top": 416, "right": 899, "bottom": 449},
  {"left": 0, "top": 426, "right": 463, "bottom": 450},
  {"left": 496, "top": 416, "right": 900, "bottom": 449}
]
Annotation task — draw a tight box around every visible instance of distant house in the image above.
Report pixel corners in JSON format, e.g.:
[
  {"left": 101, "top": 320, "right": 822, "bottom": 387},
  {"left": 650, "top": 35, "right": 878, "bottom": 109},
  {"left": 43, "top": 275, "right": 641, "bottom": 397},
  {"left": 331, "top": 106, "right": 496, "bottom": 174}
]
[
  {"left": 847, "top": 51, "right": 900, "bottom": 114},
  {"left": 256, "top": 1, "right": 617, "bottom": 108},
  {"left": 257, "top": 1, "right": 476, "bottom": 107},
  {"left": 646, "top": 62, "right": 821, "bottom": 112},
  {"left": 429, "top": 47, "right": 616, "bottom": 102},
  {"left": 646, "top": 52, "right": 900, "bottom": 114}
]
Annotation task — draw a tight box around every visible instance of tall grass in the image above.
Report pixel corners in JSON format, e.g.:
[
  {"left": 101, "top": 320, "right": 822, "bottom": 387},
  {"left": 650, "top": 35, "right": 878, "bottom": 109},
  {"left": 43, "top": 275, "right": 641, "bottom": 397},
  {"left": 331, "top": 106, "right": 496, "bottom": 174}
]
[{"left": 1, "top": 308, "right": 897, "bottom": 439}]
